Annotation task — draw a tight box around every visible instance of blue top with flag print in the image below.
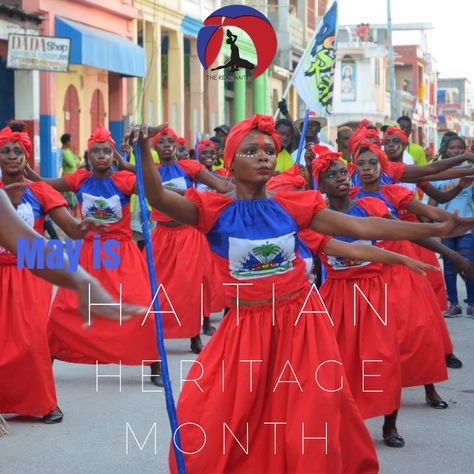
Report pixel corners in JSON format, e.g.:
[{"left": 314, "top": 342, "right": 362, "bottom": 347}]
[
  {"left": 76, "top": 175, "right": 130, "bottom": 207},
  {"left": 320, "top": 199, "right": 383, "bottom": 277},
  {"left": 158, "top": 163, "right": 194, "bottom": 190},
  {"left": 18, "top": 187, "right": 47, "bottom": 220},
  {"left": 207, "top": 199, "right": 301, "bottom": 280}
]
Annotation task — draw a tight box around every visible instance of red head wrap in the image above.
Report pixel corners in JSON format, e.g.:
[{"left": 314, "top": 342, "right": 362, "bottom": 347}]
[
  {"left": 311, "top": 144, "right": 331, "bottom": 156},
  {"left": 266, "top": 165, "right": 306, "bottom": 192},
  {"left": 383, "top": 126, "right": 408, "bottom": 145},
  {"left": 0, "top": 125, "right": 32, "bottom": 158},
  {"left": 176, "top": 136, "right": 186, "bottom": 146},
  {"left": 348, "top": 127, "right": 381, "bottom": 155},
  {"left": 359, "top": 119, "right": 372, "bottom": 128},
  {"left": 223, "top": 114, "right": 281, "bottom": 170},
  {"left": 87, "top": 125, "right": 116, "bottom": 150},
  {"left": 353, "top": 140, "right": 388, "bottom": 169},
  {"left": 311, "top": 150, "right": 346, "bottom": 185},
  {"left": 198, "top": 140, "right": 216, "bottom": 154},
  {"left": 151, "top": 127, "right": 178, "bottom": 147}
]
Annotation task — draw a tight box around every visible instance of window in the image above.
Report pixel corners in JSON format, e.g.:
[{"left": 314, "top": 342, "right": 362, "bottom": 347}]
[{"left": 341, "top": 57, "right": 356, "bottom": 101}]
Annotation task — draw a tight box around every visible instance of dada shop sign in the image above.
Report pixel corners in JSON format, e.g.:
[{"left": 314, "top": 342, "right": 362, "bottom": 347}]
[{"left": 7, "top": 34, "right": 71, "bottom": 73}]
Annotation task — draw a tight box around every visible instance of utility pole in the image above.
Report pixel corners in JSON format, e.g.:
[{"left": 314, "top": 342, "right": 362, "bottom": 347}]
[{"left": 387, "top": 0, "right": 397, "bottom": 119}]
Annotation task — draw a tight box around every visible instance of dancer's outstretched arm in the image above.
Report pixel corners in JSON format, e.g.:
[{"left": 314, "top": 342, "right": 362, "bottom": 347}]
[
  {"left": 0, "top": 189, "right": 144, "bottom": 321},
  {"left": 323, "top": 238, "right": 439, "bottom": 276},
  {"left": 311, "top": 207, "right": 469, "bottom": 241},
  {"left": 23, "top": 164, "right": 71, "bottom": 192}
]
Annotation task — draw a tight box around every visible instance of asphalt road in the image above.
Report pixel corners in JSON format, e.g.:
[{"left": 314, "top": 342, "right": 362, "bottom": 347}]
[{"left": 2, "top": 286, "right": 473, "bottom": 474}]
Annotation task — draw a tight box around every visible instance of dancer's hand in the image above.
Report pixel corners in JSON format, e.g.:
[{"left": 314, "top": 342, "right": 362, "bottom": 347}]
[
  {"left": 23, "top": 162, "right": 40, "bottom": 181},
  {"left": 77, "top": 277, "right": 146, "bottom": 324},
  {"left": 128, "top": 123, "right": 169, "bottom": 144},
  {"left": 74, "top": 218, "right": 109, "bottom": 237},
  {"left": 399, "top": 255, "right": 440, "bottom": 276},
  {"left": 437, "top": 210, "right": 474, "bottom": 238},
  {"left": 452, "top": 256, "right": 474, "bottom": 281},
  {"left": 114, "top": 149, "right": 128, "bottom": 170},
  {"left": 458, "top": 176, "right": 474, "bottom": 189}
]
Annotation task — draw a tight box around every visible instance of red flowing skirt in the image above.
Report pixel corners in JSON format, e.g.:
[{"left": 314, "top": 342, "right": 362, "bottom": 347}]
[
  {"left": 48, "top": 239, "right": 158, "bottom": 365},
  {"left": 380, "top": 241, "right": 448, "bottom": 387},
  {"left": 0, "top": 265, "right": 57, "bottom": 416},
  {"left": 169, "top": 287, "right": 379, "bottom": 474},
  {"left": 319, "top": 275, "right": 402, "bottom": 419},
  {"left": 400, "top": 242, "right": 452, "bottom": 354},
  {"left": 403, "top": 242, "right": 448, "bottom": 311},
  {"left": 149, "top": 225, "right": 209, "bottom": 338},
  {"left": 208, "top": 253, "right": 226, "bottom": 313}
]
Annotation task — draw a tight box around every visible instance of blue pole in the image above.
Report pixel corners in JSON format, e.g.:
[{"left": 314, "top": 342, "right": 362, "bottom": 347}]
[
  {"left": 129, "top": 146, "right": 186, "bottom": 474},
  {"left": 295, "top": 108, "right": 310, "bottom": 166}
]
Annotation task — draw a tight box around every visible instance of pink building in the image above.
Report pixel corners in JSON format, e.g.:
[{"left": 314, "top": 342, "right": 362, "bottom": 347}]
[{"left": 9, "top": 0, "right": 145, "bottom": 176}]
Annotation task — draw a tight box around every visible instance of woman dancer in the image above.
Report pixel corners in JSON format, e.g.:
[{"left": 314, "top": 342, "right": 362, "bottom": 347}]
[
  {"left": 120, "top": 128, "right": 234, "bottom": 346},
  {"left": 301, "top": 152, "right": 440, "bottom": 447},
  {"left": 350, "top": 141, "right": 474, "bottom": 408},
  {"left": 348, "top": 122, "right": 474, "bottom": 187},
  {"left": 25, "top": 126, "right": 161, "bottom": 383},
  {"left": 0, "top": 123, "right": 105, "bottom": 423},
  {"left": 134, "top": 116, "right": 467, "bottom": 473}
]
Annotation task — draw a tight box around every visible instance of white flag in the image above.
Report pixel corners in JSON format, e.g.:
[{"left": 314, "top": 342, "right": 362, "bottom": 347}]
[{"left": 293, "top": 1, "right": 338, "bottom": 115}]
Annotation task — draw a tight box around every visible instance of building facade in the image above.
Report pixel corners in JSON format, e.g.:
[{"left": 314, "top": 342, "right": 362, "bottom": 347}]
[
  {"left": 6, "top": 0, "right": 145, "bottom": 176},
  {"left": 437, "top": 77, "right": 472, "bottom": 146},
  {"left": 0, "top": 3, "right": 42, "bottom": 170},
  {"left": 394, "top": 43, "right": 438, "bottom": 150},
  {"left": 330, "top": 24, "right": 391, "bottom": 137}
]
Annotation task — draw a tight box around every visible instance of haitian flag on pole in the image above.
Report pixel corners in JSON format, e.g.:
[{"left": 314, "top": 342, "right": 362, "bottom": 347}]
[{"left": 293, "top": 1, "right": 337, "bottom": 114}]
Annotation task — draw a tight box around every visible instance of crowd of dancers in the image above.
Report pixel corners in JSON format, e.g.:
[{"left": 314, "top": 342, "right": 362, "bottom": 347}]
[{"left": 1, "top": 112, "right": 474, "bottom": 473}]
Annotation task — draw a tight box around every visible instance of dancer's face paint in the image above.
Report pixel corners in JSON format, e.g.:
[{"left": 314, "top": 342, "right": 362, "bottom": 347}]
[
  {"left": 154, "top": 135, "right": 177, "bottom": 162},
  {"left": 89, "top": 141, "right": 114, "bottom": 171},
  {"left": 0, "top": 140, "right": 26, "bottom": 176},
  {"left": 232, "top": 131, "right": 277, "bottom": 183},
  {"left": 319, "top": 161, "right": 351, "bottom": 197},
  {"left": 383, "top": 134, "right": 405, "bottom": 161},
  {"left": 356, "top": 151, "right": 381, "bottom": 185}
]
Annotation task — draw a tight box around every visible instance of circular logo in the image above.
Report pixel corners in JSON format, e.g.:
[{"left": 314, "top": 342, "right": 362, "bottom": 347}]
[{"left": 197, "top": 5, "right": 277, "bottom": 79}]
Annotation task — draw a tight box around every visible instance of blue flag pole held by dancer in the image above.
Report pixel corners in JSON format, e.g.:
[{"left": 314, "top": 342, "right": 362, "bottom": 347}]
[
  {"left": 127, "top": 143, "right": 186, "bottom": 474},
  {"left": 295, "top": 108, "right": 310, "bottom": 166},
  {"left": 295, "top": 110, "right": 326, "bottom": 284}
]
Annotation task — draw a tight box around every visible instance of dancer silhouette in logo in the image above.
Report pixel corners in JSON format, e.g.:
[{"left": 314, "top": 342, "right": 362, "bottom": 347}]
[{"left": 212, "top": 29, "right": 255, "bottom": 73}]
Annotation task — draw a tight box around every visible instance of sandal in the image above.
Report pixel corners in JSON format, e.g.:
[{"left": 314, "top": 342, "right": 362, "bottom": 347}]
[
  {"left": 426, "top": 397, "right": 448, "bottom": 409},
  {"left": 43, "top": 407, "right": 63, "bottom": 424},
  {"left": 383, "top": 430, "right": 405, "bottom": 448}
]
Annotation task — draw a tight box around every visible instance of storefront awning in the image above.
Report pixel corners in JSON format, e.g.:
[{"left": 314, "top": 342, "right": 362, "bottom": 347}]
[{"left": 55, "top": 17, "right": 146, "bottom": 78}]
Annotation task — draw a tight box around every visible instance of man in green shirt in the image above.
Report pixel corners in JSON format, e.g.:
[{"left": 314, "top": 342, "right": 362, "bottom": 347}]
[{"left": 397, "top": 115, "right": 427, "bottom": 166}]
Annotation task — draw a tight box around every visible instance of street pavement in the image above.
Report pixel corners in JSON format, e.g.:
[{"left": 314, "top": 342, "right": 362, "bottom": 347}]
[{"left": 2, "top": 283, "right": 474, "bottom": 474}]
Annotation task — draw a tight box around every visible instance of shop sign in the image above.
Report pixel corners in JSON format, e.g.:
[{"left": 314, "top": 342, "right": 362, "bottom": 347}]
[{"left": 7, "top": 34, "right": 71, "bottom": 72}]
